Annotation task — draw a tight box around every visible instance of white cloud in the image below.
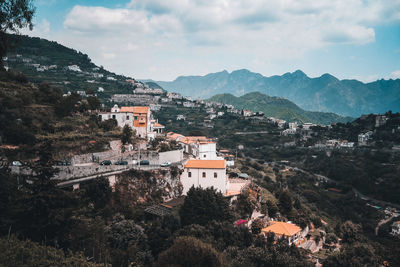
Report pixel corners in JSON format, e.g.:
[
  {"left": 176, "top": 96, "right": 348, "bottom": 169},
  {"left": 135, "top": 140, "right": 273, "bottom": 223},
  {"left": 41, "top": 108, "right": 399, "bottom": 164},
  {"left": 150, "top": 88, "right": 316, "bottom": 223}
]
[
  {"left": 32, "top": 0, "right": 400, "bottom": 80},
  {"left": 21, "top": 18, "right": 50, "bottom": 37}
]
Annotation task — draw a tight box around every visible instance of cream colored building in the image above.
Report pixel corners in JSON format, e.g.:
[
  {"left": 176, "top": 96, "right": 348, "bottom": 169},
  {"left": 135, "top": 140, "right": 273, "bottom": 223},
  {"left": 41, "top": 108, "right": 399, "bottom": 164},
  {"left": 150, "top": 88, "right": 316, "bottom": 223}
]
[{"left": 181, "top": 159, "right": 228, "bottom": 195}]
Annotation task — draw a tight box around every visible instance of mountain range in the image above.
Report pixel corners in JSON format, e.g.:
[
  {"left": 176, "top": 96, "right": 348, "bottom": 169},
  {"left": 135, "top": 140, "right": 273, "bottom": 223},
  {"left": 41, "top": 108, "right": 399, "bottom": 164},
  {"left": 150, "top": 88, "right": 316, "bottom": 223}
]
[
  {"left": 208, "top": 92, "right": 353, "bottom": 125},
  {"left": 156, "top": 69, "right": 400, "bottom": 117}
]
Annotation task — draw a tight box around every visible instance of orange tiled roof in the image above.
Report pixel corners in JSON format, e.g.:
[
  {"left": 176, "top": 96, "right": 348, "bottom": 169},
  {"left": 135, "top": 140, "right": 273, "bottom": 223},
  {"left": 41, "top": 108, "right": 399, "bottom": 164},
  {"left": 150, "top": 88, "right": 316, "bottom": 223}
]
[
  {"left": 261, "top": 221, "right": 301, "bottom": 237},
  {"left": 167, "top": 132, "right": 184, "bottom": 140},
  {"left": 154, "top": 122, "right": 164, "bottom": 127},
  {"left": 185, "top": 159, "right": 226, "bottom": 169},
  {"left": 225, "top": 191, "right": 241, "bottom": 197},
  {"left": 120, "top": 106, "right": 150, "bottom": 113},
  {"left": 180, "top": 136, "right": 209, "bottom": 144}
]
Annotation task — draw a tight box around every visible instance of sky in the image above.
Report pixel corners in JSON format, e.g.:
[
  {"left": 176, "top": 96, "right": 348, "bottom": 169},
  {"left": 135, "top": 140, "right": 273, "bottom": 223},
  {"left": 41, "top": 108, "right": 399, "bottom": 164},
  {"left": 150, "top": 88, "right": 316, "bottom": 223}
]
[{"left": 23, "top": 0, "right": 400, "bottom": 82}]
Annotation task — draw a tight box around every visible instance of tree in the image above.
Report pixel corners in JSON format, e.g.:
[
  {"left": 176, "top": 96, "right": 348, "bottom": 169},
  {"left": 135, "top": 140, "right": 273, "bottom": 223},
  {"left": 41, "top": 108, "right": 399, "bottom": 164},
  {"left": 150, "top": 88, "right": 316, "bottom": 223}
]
[
  {"left": 266, "top": 200, "right": 279, "bottom": 218},
  {"left": 251, "top": 218, "right": 265, "bottom": 235},
  {"left": 1, "top": 0, "right": 35, "bottom": 65},
  {"left": 155, "top": 236, "right": 227, "bottom": 267},
  {"left": 87, "top": 96, "right": 101, "bottom": 110},
  {"left": 340, "top": 221, "right": 362, "bottom": 244},
  {"left": 55, "top": 93, "right": 81, "bottom": 117},
  {"left": 0, "top": 235, "right": 104, "bottom": 267},
  {"left": 121, "top": 125, "right": 133, "bottom": 145},
  {"left": 81, "top": 177, "right": 112, "bottom": 209},
  {"left": 179, "top": 187, "right": 232, "bottom": 226},
  {"left": 324, "top": 242, "right": 381, "bottom": 267},
  {"left": 100, "top": 118, "right": 117, "bottom": 131},
  {"left": 278, "top": 190, "right": 293, "bottom": 214},
  {"left": 107, "top": 214, "right": 152, "bottom": 266}
]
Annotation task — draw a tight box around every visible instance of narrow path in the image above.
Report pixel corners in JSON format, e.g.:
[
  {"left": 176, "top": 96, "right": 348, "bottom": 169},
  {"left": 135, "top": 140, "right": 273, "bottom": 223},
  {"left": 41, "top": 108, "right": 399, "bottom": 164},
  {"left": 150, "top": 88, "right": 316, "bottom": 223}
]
[
  {"left": 234, "top": 131, "right": 269, "bottom": 135},
  {"left": 375, "top": 215, "right": 395, "bottom": 236}
]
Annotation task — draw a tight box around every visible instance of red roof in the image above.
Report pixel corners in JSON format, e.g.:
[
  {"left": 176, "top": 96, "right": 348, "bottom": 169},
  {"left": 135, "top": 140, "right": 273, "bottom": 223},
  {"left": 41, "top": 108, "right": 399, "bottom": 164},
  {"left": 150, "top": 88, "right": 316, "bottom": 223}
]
[
  {"left": 262, "top": 221, "right": 301, "bottom": 237},
  {"left": 120, "top": 106, "right": 150, "bottom": 113},
  {"left": 184, "top": 159, "right": 226, "bottom": 169}
]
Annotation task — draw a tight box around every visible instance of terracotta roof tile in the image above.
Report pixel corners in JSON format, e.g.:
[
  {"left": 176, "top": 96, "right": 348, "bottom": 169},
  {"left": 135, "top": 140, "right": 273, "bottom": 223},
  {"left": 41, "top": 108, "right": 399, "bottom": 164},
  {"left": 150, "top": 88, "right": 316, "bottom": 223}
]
[
  {"left": 120, "top": 106, "right": 150, "bottom": 113},
  {"left": 154, "top": 122, "right": 164, "bottom": 127},
  {"left": 185, "top": 159, "right": 226, "bottom": 169},
  {"left": 261, "top": 221, "right": 301, "bottom": 236}
]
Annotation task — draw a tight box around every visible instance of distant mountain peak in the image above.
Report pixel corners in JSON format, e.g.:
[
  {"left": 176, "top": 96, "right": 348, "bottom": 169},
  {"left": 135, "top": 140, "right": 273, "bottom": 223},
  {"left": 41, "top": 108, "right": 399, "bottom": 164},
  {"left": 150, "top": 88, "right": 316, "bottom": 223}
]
[
  {"left": 156, "top": 68, "right": 400, "bottom": 117},
  {"left": 319, "top": 73, "right": 339, "bottom": 82},
  {"left": 293, "top": 69, "right": 307, "bottom": 77}
]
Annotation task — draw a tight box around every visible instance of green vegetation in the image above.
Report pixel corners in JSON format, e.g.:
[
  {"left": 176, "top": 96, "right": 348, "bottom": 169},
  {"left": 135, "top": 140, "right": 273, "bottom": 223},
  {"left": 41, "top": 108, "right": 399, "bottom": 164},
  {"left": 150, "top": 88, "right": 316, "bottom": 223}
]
[
  {"left": 0, "top": 0, "right": 35, "bottom": 64},
  {"left": 4, "top": 34, "right": 138, "bottom": 101},
  {"left": 157, "top": 69, "right": 400, "bottom": 117},
  {"left": 0, "top": 70, "right": 120, "bottom": 160},
  {"left": 207, "top": 92, "right": 353, "bottom": 124},
  {"left": 0, "top": 235, "right": 103, "bottom": 267}
]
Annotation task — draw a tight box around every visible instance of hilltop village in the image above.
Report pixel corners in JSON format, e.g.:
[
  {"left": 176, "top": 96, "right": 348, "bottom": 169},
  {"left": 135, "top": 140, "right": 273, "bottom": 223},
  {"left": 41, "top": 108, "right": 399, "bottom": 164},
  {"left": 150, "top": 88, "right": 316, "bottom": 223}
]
[{"left": 2, "top": 45, "right": 400, "bottom": 266}]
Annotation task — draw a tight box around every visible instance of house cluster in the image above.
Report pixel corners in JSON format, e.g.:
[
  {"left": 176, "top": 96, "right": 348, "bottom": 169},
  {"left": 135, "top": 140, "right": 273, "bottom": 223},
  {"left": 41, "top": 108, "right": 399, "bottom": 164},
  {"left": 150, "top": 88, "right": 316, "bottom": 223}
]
[
  {"left": 166, "top": 132, "right": 219, "bottom": 160},
  {"left": 358, "top": 131, "right": 373, "bottom": 146},
  {"left": 261, "top": 221, "right": 306, "bottom": 246},
  {"left": 269, "top": 117, "right": 287, "bottom": 128},
  {"left": 326, "top": 139, "right": 355, "bottom": 148},
  {"left": 165, "top": 131, "right": 235, "bottom": 195},
  {"left": 98, "top": 105, "right": 165, "bottom": 139}
]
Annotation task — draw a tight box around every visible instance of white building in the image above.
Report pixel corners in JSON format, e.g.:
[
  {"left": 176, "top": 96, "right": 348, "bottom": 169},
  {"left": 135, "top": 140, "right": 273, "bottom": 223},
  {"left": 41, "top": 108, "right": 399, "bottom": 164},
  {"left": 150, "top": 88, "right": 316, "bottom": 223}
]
[
  {"left": 98, "top": 105, "right": 163, "bottom": 139},
  {"left": 191, "top": 141, "right": 218, "bottom": 160},
  {"left": 181, "top": 159, "right": 228, "bottom": 195},
  {"left": 133, "top": 88, "right": 163, "bottom": 95},
  {"left": 375, "top": 115, "right": 387, "bottom": 128},
  {"left": 242, "top": 109, "right": 253, "bottom": 117},
  {"left": 183, "top": 101, "right": 196, "bottom": 108},
  {"left": 391, "top": 221, "right": 400, "bottom": 236},
  {"left": 302, "top": 123, "right": 316, "bottom": 130},
  {"left": 289, "top": 122, "right": 298, "bottom": 130},
  {"left": 340, "top": 141, "right": 354, "bottom": 148},
  {"left": 149, "top": 104, "right": 161, "bottom": 111},
  {"left": 167, "top": 92, "right": 182, "bottom": 99},
  {"left": 177, "top": 115, "right": 186, "bottom": 121},
  {"left": 358, "top": 131, "right": 373, "bottom": 145},
  {"left": 281, "top": 128, "right": 297, "bottom": 136},
  {"left": 67, "top": 65, "right": 81, "bottom": 72}
]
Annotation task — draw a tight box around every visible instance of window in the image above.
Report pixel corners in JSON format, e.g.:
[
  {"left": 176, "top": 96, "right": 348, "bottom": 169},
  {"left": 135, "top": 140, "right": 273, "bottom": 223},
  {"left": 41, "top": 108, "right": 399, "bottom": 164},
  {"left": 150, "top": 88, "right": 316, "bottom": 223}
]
[
  {"left": 112, "top": 115, "right": 116, "bottom": 120},
  {"left": 188, "top": 172, "right": 192, "bottom": 178},
  {"left": 99, "top": 115, "right": 102, "bottom": 120},
  {"left": 202, "top": 172, "right": 206, "bottom": 178},
  {"left": 214, "top": 172, "right": 217, "bottom": 178},
  {"left": 203, "top": 154, "right": 206, "bottom": 158},
  {"left": 134, "top": 116, "right": 138, "bottom": 120},
  {"left": 126, "top": 115, "right": 129, "bottom": 120}
]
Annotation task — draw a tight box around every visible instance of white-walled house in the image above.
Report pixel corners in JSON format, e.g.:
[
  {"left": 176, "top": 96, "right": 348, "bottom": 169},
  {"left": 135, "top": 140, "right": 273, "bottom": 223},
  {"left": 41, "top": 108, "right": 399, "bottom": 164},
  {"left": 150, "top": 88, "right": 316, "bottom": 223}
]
[
  {"left": 391, "top": 221, "right": 400, "bottom": 236},
  {"left": 191, "top": 142, "right": 218, "bottom": 160},
  {"left": 181, "top": 159, "right": 229, "bottom": 195},
  {"left": 98, "top": 105, "right": 163, "bottom": 139}
]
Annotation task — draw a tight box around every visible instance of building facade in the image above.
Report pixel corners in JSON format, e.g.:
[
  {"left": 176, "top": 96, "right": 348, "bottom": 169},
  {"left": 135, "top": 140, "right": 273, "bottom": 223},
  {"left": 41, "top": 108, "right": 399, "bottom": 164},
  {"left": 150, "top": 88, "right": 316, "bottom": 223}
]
[
  {"left": 181, "top": 159, "right": 228, "bottom": 195},
  {"left": 98, "top": 105, "right": 163, "bottom": 139}
]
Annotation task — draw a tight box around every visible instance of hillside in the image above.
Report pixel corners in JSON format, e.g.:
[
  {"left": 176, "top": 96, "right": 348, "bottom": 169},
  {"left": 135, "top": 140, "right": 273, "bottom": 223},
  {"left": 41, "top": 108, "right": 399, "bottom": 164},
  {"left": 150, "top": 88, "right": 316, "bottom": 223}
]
[
  {"left": 3, "top": 34, "right": 162, "bottom": 100},
  {"left": 207, "top": 92, "right": 353, "bottom": 124},
  {"left": 0, "top": 71, "right": 121, "bottom": 160},
  {"left": 156, "top": 69, "right": 400, "bottom": 117}
]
